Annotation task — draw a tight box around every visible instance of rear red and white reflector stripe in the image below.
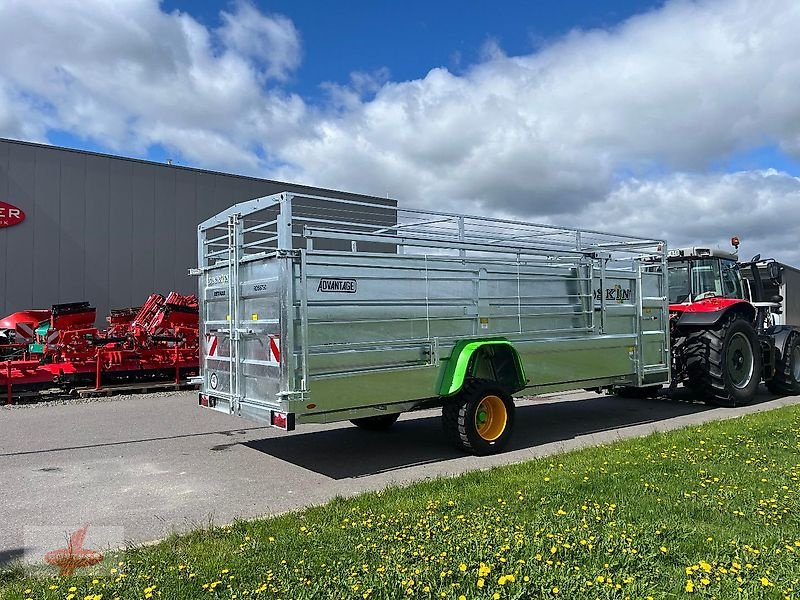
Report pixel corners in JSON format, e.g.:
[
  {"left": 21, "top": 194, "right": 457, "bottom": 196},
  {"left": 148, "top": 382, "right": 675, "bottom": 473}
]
[
  {"left": 205, "top": 333, "right": 218, "bottom": 357},
  {"left": 45, "top": 331, "right": 59, "bottom": 344},
  {"left": 268, "top": 335, "right": 280, "bottom": 364}
]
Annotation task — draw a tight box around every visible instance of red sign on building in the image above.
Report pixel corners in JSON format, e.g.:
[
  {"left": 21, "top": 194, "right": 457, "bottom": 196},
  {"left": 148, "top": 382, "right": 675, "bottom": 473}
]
[{"left": 0, "top": 201, "right": 25, "bottom": 227}]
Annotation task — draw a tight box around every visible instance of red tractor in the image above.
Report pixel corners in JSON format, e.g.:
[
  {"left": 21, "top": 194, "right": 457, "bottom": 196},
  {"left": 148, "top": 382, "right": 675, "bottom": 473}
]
[{"left": 667, "top": 244, "right": 800, "bottom": 406}]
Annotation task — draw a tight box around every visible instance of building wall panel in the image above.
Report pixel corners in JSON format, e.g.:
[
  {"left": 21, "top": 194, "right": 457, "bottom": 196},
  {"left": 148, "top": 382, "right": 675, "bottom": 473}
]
[
  {"left": 0, "top": 141, "right": 10, "bottom": 305},
  {"left": 83, "top": 154, "right": 111, "bottom": 318},
  {"left": 107, "top": 158, "right": 135, "bottom": 311},
  {"left": 58, "top": 150, "right": 87, "bottom": 303},
  {"left": 130, "top": 162, "right": 156, "bottom": 307},
  {"left": 7, "top": 144, "right": 37, "bottom": 309}
]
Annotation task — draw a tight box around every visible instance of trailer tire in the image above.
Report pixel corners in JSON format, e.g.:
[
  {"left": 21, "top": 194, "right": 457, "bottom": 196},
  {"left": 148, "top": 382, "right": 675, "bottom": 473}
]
[
  {"left": 442, "top": 379, "right": 515, "bottom": 455},
  {"left": 683, "top": 315, "right": 761, "bottom": 407},
  {"left": 350, "top": 413, "right": 400, "bottom": 431},
  {"left": 767, "top": 332, "right": 800, "bottom": 395}
]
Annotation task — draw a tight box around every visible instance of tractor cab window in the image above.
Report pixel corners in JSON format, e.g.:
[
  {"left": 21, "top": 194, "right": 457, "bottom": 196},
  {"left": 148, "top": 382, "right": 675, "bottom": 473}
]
[
  {"left": 668, "top": 262, "right": 690, "bottom": 303},
  {"left": 691, "top": 259, "right": 722, "bottom": 300},
  {"left": 720, "top": 259, "right": 744, "bottom": 299}
]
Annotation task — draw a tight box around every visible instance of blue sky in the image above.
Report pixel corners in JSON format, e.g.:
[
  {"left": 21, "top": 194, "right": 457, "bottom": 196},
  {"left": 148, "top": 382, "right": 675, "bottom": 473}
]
[{"left": 2, "top": 0, "right": 800, "bottom": 263}]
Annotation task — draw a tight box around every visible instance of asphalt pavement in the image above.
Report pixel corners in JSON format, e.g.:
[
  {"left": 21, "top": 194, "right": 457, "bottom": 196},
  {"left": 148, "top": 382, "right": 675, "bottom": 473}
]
[{"left": 2, "top": 388, "right": 799, "bottom": 563}]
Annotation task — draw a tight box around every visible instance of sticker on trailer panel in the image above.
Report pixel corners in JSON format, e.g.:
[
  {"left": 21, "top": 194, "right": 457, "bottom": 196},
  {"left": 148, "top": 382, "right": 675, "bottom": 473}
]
[
  {"left": 207, "top": 273, "right": 229, "bottom": 286},
  {"left": 205, "top": 334, "right": 218, "bottom": 357},
  {"left": 209, "top": 372, "right": 218, "bottom": 390},
  {"left": 268, "top": 336, "right": 281, "bottom": 364},
  {"left": 479, "top": 317, "right": 489, "bottom": 330},
  {"left": 593, "top": 286, "right": 632, "bottom": 303},
  {"left": 317, "top": 278, "right": 357, "bottom": 293}
]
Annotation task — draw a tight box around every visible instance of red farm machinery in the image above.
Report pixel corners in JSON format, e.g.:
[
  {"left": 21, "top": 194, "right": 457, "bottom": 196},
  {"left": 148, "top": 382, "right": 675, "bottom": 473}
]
[
  {"left": 0, "top": 292, "right": 199, "bottom": 402},
  {"left": 664, "top": 242, "right": 800, "bottom": 406}
]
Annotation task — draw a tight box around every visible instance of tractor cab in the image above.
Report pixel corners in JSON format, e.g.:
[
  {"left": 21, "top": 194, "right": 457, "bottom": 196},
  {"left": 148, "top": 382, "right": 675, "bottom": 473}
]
[{"left": 666, "top": 247, "right": 746, "bottom": 306}]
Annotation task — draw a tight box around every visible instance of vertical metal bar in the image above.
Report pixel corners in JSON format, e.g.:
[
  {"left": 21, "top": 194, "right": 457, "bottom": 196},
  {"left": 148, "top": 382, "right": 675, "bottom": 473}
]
[
  {"left": 585, "top": 260, "right": 595, "bottom": 332},
  {"left": 226, "top": 214, "right": 241, "bottom": 414},
  {"left": 424, "top": 254, "right": 431, "bottom": 341},
  {"left": 458, "top": 216, "right": 466, "bottom": 258},
  {"left": 174, "top": 344, "right": 180, "bottom": 385},
  {"left": 233, "top": 214, "right": 243, "bottom": 411},
  {"left": 662, "top": 243, "right": 671, "bottom": 382},
  {"left": 95, "top": 350, "right": 102, "bottom": 391},
  {"left": 634, "top": 262, "right": 644, "bottom": 386},
  {"left": 197, "top": 224, "right": 206, "bottom": 390},
  {"left": 278, "top": 194, "right": 295, "bottom": 400},
  {"left": 516, "top": 253, "right": 522, "bottom": 334},
  {"left": 599, "top": 258, "right": 607, "bottom": 334},
  {"left": 299, "top": 247, "right": 310, "bottom": 391},
  {"left": 6, "top": 361, "right": 11, "bottom": 405}
]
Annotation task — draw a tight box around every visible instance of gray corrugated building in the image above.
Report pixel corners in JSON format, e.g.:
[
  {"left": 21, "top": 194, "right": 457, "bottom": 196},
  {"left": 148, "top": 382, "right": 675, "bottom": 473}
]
[{"left": 0, "top": 137, "right": 394, "bottom": 322}]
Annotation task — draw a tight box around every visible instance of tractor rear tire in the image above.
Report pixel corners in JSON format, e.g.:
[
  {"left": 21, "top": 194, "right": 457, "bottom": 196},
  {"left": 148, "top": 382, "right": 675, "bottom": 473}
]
[
  {"left": 767, "top": 332, "right": 800, "bottom": 395},
  {"left": 683, "top": 314, "right": 761, "bottom": 407},
  {"left": 350, "top": 413, "right": 400, "bottom": 431},
  {"left": 442, "top": 379, "right": 515, "bottom": 455}
]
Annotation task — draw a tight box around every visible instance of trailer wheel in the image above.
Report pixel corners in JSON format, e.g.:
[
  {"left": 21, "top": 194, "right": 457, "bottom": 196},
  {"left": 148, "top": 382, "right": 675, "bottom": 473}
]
[
  {"left": 767, "top": 332, "right": 800, "bottom": 395},
  {"left": 350, "top": 413, "right": 400, "bottom": 431},
  {"left": 684, "top": 315, "right": 761, "bottom": 407},
  {"left": 442, "top": 379, "right": 515, "bottom": 455}
]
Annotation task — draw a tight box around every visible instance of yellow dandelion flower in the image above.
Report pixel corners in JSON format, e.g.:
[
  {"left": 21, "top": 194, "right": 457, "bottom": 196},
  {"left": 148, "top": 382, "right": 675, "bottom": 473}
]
[
  {"left": 477, "top": 578, "right": 485, "bottom": 588},
  {"left": 459, "top": 563, "right": 467, "bottom": 572},
  {"left": 685, "top": 580, "right": 695, "bottom": 593}
]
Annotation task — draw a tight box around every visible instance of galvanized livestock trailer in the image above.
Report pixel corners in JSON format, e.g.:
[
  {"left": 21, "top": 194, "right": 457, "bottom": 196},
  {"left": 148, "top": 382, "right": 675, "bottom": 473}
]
[{"left": 194, "top": 192, "right": 669, "bottom": 454}]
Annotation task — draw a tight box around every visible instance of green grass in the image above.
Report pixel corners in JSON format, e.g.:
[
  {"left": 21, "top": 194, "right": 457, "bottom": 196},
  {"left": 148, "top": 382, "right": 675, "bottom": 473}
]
[{"left": 4, "top": 405, "right": 800, "bottom": 600}]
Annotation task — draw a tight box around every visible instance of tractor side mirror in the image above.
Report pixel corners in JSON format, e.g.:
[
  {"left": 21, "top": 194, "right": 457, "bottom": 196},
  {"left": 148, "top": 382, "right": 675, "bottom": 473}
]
[
  {"left": 767, "top": 261, "right": 783, "bottom": 284},
  {"left": 750, "top": 253, "right": 761, "bottom": 263}
]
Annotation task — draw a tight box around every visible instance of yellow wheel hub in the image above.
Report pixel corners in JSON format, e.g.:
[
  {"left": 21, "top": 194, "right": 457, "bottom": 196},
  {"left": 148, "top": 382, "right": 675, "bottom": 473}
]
[{"left": 475, "top": 395, "right": 507, "bottom": 441}]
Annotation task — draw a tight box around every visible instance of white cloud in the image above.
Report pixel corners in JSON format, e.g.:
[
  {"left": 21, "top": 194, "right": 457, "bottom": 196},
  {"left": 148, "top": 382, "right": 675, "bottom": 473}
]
[
  {"left": 219, "top": 1, "right": 301, "bottom": 82},
  {"left": 0, "top": 0, "right": 305, "bottom": 169},
  {"left": 574, "top": 170, "right": 800, "bottom": 265},
  {"left": 1, "top": 0, "right": 800, "bottom": 262}
]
